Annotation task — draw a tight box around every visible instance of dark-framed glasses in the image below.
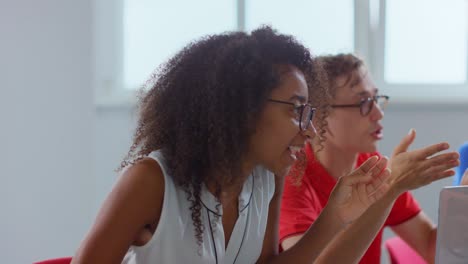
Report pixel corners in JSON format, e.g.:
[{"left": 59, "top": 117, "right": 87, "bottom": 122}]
[
  {"left": 268, "top": 99, "right": 316, "bottom": 131},
  {"left": 331, "top": 95, "right": 389, "bottom": 116}
]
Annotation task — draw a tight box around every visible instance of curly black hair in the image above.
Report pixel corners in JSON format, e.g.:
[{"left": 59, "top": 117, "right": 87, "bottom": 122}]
[{"left": 120, "top": 26, "right": 329, "bottom": 246}]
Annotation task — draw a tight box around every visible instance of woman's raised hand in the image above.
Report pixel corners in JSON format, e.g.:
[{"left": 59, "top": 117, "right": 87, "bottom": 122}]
[{"left": 328, "top": 156, "right": 391, "bottom": 226}]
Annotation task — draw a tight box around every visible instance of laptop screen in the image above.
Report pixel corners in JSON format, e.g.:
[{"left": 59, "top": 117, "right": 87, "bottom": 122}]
[{"left": 435, "top": 186, "right": 468, "bottom": 264}]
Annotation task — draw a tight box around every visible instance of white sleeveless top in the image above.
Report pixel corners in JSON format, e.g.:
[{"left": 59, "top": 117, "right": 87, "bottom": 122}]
[{"left": 123, "top": 150, "right": 276, "bottom": 264}]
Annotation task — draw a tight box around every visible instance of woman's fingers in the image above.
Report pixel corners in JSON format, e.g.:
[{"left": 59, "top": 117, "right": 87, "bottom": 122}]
[
  {"left": 422, "top": 152, "right": 459, "bottom": 169},
  {"left": 357, "top": 183, "right": 368, "bottom": 205},
  {"left": 368, "top": 168, "right": 391, "bottom": 191},
  {"left": 346, "top": 156, "right": 388, "bottom": 186},
  {"left": 368, "top": 181, "right": 390, "bottom": 203},
  {"left": 413, "top": 142, "right": 450, "bottom": 160},
  {"left": 356, "top": 156, "right": 379, "bottom": 174},
  {"left": 423, "top": 162, "right": 459, "bottom": 180},
  {"left": 368, "top": 157, "right": 389, "bottom": 177},
  {"left": 367, "top": 168, "right": 391, "bottom": 195},
  {"left": 433, "top": 169, "right": 456, "bottom": 180},
  {"left": 353, "top": 164, "right": 391, "bottom": 206}
]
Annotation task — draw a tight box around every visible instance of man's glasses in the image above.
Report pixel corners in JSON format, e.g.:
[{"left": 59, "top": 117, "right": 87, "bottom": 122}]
[
  {"left": 330, "top": 95, "right": 389, "bottom": 116},
  {"left": 268, "top": 99, "right": 316, "bottom": 131}
]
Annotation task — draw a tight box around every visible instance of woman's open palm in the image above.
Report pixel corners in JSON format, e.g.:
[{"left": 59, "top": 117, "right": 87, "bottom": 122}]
[{"left": 328, "top": 156, "right": 391, "bottom": 225}]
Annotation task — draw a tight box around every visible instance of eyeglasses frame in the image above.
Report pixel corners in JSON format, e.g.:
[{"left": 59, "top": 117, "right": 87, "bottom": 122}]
[
  {"left": 268, "top": 99, "right": 317, "bottom": 131},
  {"left": 330, "top": 95, "right": 390, "bottom": 116}
]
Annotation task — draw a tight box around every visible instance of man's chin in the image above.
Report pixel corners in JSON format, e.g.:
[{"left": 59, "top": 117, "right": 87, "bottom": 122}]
[{"left": 361, "top": 142, "right": 379, "bottom": 153}]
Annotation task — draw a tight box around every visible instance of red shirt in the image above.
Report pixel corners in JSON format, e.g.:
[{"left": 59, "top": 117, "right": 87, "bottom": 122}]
[{"left": 279, "top": 143, "right": 421, "bottom": 263}]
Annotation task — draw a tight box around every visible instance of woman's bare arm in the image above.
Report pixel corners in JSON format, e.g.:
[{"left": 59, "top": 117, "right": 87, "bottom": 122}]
[
  {"left": 258, "top": 157, "right": 390, "bottom": 263},
  {"left": 72, "top": 158, "right": 164, "bottom": 264}
]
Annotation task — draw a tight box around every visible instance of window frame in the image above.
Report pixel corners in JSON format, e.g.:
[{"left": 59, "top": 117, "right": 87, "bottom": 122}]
[
  {"left": 368, "top": 0, "right": 468, "bottom": 104},
  {"left": 94, "top": 0, "right": 468, "bottom": 107}
]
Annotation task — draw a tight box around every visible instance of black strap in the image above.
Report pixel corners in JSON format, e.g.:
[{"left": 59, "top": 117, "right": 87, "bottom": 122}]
[{"left": 206, "top": 208, "right": 218, "bottom": 264}]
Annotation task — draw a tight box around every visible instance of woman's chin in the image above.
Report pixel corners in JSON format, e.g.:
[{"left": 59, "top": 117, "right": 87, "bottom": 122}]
[
  {"left": 269, "top": 165, "right": 290, "bottom": 178},
  {"left": 264, "top": 150, "right": 307, "bottom": 177},
  {"left": 266, "top": 160, "right": 292, "bottom": 178}
]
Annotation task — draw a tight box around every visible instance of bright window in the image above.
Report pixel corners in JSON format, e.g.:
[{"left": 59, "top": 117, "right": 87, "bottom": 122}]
[
  {"left": 96, "top": 0, "right": 468, "bottom": 104},
  {"left": 123, "top": 0, "right": 236, "bottom": 89},
  {"left": 245, "top": 0, "right": 354, "bottom": 55},
  {"left": 384, "top": 0, "right": 468, "bottom": 84}
]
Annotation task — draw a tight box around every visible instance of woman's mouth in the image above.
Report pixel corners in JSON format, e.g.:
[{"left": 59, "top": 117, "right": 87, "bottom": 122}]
[{"left": 287, "top": 145, "right": 303, "bottom": 161}]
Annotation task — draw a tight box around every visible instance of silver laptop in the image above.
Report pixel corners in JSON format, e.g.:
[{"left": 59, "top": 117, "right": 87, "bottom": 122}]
[{"left": 435, "top": 186, "right": 468, "bottom": 264}]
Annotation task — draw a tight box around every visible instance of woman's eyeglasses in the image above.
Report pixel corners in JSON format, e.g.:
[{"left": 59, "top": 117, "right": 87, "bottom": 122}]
[
  {"left": 268, "top": 99, "right": 316, "bottom": 131},
  {"left": 330, "top": 95, "right": 389, "bottom": 116}
]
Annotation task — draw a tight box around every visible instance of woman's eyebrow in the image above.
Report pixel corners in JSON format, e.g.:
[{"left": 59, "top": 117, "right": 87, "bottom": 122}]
[{"left": 288, "top": 95, "right": 307, "bottom": 103}]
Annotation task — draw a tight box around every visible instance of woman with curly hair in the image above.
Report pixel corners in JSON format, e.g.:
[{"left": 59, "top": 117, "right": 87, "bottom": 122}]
[{"left": 72, "top": 28, "right": 438, "bottom": 264}]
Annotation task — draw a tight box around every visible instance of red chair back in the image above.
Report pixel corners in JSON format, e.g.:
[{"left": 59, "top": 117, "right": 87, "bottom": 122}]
[{"left": 385, "top": 237, "right": 426, "bottom": 264}]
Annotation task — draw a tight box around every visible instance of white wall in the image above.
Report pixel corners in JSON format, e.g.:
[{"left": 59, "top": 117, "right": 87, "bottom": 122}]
[
  {"left": 95, "top": 106, "right": 136, "bottom": 210},
  {"left": 0, "top": 1, "right": 95, "bottom": 263}
]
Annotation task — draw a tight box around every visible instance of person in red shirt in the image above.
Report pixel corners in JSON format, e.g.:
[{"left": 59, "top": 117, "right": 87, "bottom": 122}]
[{"left": 280, "top": 53, "right": 460, "bottom": 263}]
